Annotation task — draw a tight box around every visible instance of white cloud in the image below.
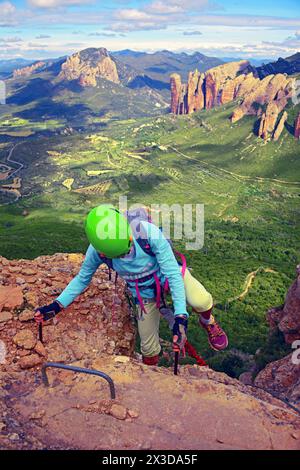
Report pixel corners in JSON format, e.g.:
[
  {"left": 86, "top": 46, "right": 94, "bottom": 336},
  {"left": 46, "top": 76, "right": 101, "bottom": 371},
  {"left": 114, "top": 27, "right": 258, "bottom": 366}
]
[
  {"left": 28, "top": 0, "right": 92, "bottom": 8},
  {"left": 183, "top": 31, "right": 203, "bottom": 36},
  {"left": 0, "top": 36, "right": 22, "bottom": 43},
  {"left": 0, "top": 1, "right": 17, "bottom": 26}
]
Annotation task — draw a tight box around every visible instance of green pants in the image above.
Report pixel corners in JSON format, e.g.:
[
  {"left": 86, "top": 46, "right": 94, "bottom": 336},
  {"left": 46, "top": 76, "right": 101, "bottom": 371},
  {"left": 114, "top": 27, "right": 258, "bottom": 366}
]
[{"left": 137, "top": 268, "right": 213, "bottom": 358}]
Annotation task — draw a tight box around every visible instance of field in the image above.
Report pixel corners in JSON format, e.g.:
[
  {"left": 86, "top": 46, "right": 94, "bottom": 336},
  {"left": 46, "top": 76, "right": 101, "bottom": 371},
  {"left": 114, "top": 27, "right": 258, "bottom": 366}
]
[{"left": 0, "top": 100, "right": 299, "bottom": 376}]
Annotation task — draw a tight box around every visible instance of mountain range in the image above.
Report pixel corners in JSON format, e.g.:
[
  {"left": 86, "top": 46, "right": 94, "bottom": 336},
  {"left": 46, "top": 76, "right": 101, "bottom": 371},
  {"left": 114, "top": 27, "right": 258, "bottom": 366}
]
[{"left": 2, "top": 47, "right": 300, "bottom": 129}]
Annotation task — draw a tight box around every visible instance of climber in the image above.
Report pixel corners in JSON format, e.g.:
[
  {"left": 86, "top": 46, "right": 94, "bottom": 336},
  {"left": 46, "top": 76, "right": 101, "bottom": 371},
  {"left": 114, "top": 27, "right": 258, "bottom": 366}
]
[{"left": 35, "top": 205, "right": 228, "bottom": 365}]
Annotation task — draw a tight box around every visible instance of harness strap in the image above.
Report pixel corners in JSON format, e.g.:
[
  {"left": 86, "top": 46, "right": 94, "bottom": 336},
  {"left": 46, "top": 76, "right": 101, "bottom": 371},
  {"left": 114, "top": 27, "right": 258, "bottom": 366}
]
[
  {"left": 135, "top": 279, "right": 147, "bottom": 314},
  {"left": 153, "top": 272, "right": 161, "bottom": 309},
  {"left": 175, "top": 251, "right": 187, "bottom": 278},
  {"left": 111, "top": 271, "right": 119, "bottom": 324}
]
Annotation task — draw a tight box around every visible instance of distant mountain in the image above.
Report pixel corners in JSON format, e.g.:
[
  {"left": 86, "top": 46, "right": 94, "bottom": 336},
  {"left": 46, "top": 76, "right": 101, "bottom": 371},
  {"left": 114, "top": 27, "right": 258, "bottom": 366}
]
[
  {"left": 0, "top": 59, "right": 35, "bottom": 79},
  {"left": 221, "top": 57, "right": 271, "bottom": 67},
  {"left": 113, "top": 49, "right": 224, "bottom": 84},
  {"left": 0, "top": 58, "right": 34, "bottom": 72},
  {"left": 4, "top": 47, "right": 169, "bottom": 124},
  {"left": 256, "top": 52, "right": 300, "bottom": 78}
]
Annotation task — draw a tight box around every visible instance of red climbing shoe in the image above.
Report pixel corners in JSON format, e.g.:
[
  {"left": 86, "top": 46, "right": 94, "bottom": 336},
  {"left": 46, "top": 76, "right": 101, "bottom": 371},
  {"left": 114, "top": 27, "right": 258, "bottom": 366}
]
[
  {"left": 200, "top": 315, "right": 228, "bottom": 351},
  {"left": 142, "top": 355, "right": 159, "bottom": 366}
]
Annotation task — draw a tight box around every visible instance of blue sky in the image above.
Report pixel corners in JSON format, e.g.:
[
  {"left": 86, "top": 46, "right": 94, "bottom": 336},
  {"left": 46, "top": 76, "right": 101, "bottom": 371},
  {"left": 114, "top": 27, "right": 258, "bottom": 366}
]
[{"left": 0, "top": 0, "right": 299, "bottom": 60}]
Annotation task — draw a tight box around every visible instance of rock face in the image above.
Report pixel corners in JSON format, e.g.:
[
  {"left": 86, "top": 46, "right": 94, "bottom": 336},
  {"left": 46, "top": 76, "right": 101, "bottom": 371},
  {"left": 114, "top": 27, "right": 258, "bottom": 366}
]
[
  {"left": 171, "top": 61, "right": 295, "bottom": 141},
  {"left": 273, "top": 111, "right": 288, "bottom": 142},
  {"left": 295, "top": 112, "right": 300, "bottom": 140},
  {"left": 59, "top": 48, "right": 120, "bottom": 87},
  {"left": 0, "top": 253, "right": 135, "bottom": 371},
  {"left": 255, "top": 265, "right": 300, "bottom": 404},
  {"left": 1, "top": 355, "right": 299, "bottom": 450},
  {"left": 0, "top": 254, "right": 299, "bottom": 450},
  {"left": 170, "top": 73, "right": 186, "bottom": 114},
  {"left": 13, "top": 61, "right": 46, "bottom": 78}
]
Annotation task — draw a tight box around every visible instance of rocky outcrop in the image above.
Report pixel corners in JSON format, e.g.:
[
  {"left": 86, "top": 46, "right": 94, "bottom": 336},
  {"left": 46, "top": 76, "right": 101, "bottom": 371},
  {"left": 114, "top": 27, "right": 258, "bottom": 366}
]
[
  {"left": 234, "top": 73, "right": 293, "bottom": 140},
  {"left": 170, "top": 73, "right": 187, "bottom": 114},
  {"left": 273, "top": 111, "right": 288, "bottom": 141},
  {"left": 171, "top": 60, "right": 254, "bottom": 114},
  {"left": 187, "top": 70, "right": 205, "bottom": 114},
  {"left": 0, "top": 253, "right": 135, "bottom": 370},
  {"left": 13, "top": 61, "right": 46, "bottom": 78},
  {"left": 59, "top": 48, "right": 120, "bottom": 87},
  {"left": 295, "top": 112, "right": 300, "bottom": 140},
  {"left": 0, "top": 253, "right": 299, "bottom": 450},
  {"left": 254, "top": 265, "right": 300, "bottom": 404},
  {"left": 171, "top": 61, "right": 295, "bottom": 141}
]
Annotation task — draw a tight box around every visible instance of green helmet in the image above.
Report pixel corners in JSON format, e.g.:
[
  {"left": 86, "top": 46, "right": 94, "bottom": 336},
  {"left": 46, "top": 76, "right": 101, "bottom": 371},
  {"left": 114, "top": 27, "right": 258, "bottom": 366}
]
[{"left": 85, "top": 204, "right": 132, "bottom": 258}]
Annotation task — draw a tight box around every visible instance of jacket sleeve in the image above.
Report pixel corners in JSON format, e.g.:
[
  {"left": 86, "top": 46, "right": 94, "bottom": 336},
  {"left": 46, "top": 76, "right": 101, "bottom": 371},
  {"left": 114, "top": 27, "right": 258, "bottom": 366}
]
[
  {"left": 142, "top": 221, "right": 188, "bottom": 317},
  {"left": 56, "top": 245, "right": 101, "bottom": 308}
]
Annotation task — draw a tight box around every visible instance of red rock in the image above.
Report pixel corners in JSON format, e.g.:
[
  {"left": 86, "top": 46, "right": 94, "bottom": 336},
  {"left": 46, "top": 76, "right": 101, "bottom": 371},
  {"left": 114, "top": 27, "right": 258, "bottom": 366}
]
[
  {"left": 19, "top": 354, "right": 43, "bottom": 369},
  {"left": 21, "top": 268, "right": 37, "bottom": 276},
  {"left": 258, "top": 102, "right": 279, "bottom": 140},
  {"left": 186, "top": 70, "right": 205, "bottom": 113},
  {"left": 109, "top": 404, "right": 127, "bottom": 420},
  {"left": 0, "top": 286, "right": 24, "bottom": 312},
  {"left": 170, "top": 73, "right": 183, "bottom": 114},
  {"left": 13, "top": 330, "right": 36, "bottom": 350},
  {"left": 0, "top": 312, "right": 13, "bottom": 323},
  {"left": 171, "top": 61, "right": 295, "bottom": 138},
  {"left": 273, "top": 111, "right": 288, "bottom": 141},
  {"left": 295, "top": 112, "right": 300, "bottom": 139},
  {"left": 255, "top": 265, "right": 300, "bottom": 402},
  {"left": 34, "top": 341, "right": 47, "bottom": 357}
]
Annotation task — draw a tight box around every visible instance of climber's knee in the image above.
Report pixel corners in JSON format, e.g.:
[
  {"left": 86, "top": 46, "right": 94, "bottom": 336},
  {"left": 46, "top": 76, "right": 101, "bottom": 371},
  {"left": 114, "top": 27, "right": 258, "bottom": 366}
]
[
  {"left": 137, "top": 302, "right": 161, "bottom": 358},
  {"left": 184, "top": 268, "right": 214, "bottom": 312}
]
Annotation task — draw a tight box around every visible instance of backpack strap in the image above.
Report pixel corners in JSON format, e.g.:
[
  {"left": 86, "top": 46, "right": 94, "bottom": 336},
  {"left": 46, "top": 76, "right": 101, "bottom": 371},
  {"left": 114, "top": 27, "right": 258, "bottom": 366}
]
[{"left": 98, "top": 253, "right": 114, "bottom": 280}]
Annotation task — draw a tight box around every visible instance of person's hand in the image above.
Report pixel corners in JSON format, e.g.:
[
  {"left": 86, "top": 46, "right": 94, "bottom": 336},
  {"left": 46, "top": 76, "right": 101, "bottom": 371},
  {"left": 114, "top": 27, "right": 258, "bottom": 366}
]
[
  {"left": 34, "top": 301, "right": 62, "bottom": 323},
  {"left": 172, "top": 315, "right": 188, "bottom": 355}
]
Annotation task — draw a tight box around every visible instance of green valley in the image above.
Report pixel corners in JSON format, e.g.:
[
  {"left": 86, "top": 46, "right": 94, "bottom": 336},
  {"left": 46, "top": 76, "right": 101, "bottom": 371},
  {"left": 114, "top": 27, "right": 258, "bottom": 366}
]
[{"left": 0, "top": 99, "right": 299, "bottom": 375}]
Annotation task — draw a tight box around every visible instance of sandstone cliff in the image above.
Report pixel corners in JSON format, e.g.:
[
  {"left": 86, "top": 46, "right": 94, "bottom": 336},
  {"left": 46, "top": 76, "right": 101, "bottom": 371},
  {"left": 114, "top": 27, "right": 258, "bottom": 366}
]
[
  {"left": 295, "top": 112, "right": 300, "bottom": 139},
  {"left": 254, "top": 265, "right": 300, "bottom": 405},
  {"left": 0, "top": 254, "right": 299, "bottom": 450},
  {"left": 58, "top": 48, "right": 120, "bottom": 87},
  {"left": 13, "top": 61, "right": 46, "bottom": 79},
  {"left": 170, "top": 61, "right": 295, "bottom": 141}
]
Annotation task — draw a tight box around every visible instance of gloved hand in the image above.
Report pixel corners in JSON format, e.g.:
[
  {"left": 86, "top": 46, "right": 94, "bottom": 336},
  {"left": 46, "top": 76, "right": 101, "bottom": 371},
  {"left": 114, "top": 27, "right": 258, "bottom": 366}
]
[
  {"left": 34, "top": 301, "right": 62, "bottom": 323},
  {"left": 172, "top": 315, "right": 188, "bottom": 354}
]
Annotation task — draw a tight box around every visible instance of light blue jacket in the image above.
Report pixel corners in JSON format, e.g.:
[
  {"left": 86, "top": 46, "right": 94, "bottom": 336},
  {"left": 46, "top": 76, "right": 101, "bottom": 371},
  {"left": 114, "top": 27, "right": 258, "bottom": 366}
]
[{"left": 57, "top": 221, "right": 188, "bottom": 316}]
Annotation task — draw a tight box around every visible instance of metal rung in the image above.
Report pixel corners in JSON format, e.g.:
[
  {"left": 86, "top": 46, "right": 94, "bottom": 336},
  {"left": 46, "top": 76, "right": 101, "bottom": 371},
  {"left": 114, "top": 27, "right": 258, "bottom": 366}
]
[{"left": 41, "top": 362, "right": 116, "bottom": 399}]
